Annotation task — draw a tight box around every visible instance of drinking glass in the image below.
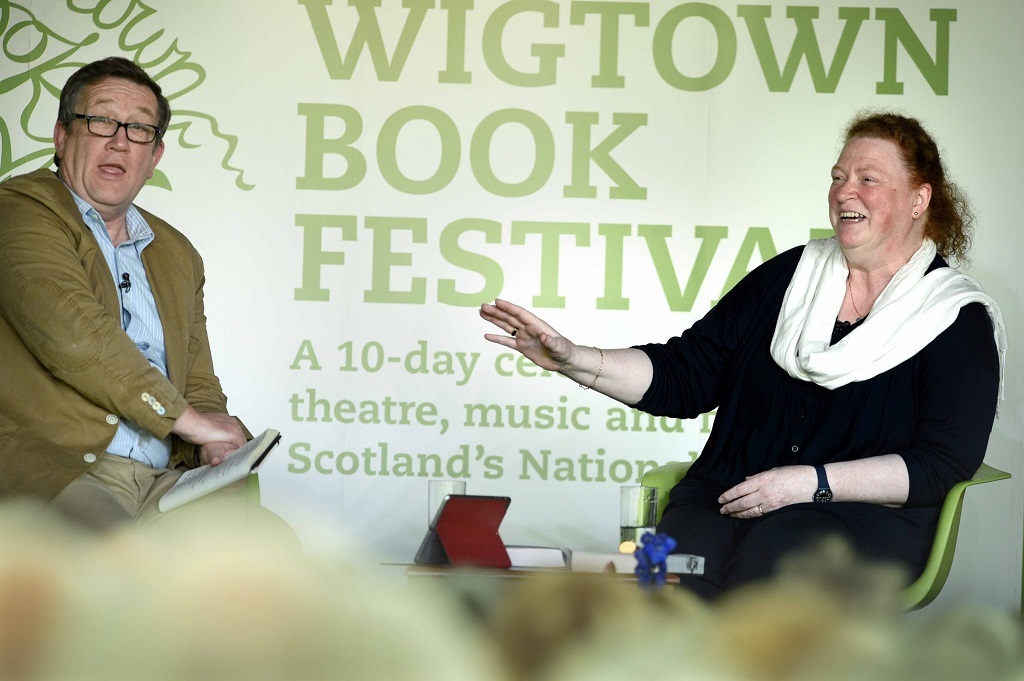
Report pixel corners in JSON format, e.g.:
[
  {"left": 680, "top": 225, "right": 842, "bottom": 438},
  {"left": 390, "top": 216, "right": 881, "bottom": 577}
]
[{"left": 619, "top": 485, "right": 658, "bottom": 553}]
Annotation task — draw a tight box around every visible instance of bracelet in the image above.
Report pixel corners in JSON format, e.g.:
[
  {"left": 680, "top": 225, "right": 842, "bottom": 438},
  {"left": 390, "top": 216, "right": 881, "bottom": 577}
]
[{"left": 581, "top": 347, "right": 604, "bottom": 390}]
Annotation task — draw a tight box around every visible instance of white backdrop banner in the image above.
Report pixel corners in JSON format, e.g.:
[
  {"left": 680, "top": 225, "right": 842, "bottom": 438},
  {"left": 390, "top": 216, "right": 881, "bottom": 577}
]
[{"left": 2, "top": 1, "right": 1020, "bottom": 567}]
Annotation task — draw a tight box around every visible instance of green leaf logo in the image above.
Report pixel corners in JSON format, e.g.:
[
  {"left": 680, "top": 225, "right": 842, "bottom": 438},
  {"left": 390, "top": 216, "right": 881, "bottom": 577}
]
[{"left": 1, "top": 0, "right": 253, "bottom": 190}]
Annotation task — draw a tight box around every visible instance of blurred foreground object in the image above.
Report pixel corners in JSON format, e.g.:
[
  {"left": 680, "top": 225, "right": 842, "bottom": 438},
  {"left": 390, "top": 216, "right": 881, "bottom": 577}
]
[{"left": 0, "top": 500, "right": 506, "bottom": 681}]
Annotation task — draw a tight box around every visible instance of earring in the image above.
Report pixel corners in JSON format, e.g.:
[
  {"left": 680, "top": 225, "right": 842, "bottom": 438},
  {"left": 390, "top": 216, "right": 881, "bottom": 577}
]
[{"left": 913, "top": 211, "right": 919, "bottom": 217}]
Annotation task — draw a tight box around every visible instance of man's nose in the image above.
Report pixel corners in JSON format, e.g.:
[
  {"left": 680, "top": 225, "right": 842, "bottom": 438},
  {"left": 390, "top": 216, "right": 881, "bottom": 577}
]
[{"left": 106, "top": 125, "right": 132, "bottom": 148}]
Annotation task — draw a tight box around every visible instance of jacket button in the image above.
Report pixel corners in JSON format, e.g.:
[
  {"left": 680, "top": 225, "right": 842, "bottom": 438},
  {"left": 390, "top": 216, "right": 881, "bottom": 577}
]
[
  {"left": 141, "top": 392, "right": 150, "bottom": 402},
  {"left": 105, "top": 414, "right": 119, "bottom": 425},
  {"left": 156, "top": 407, "right": 166, "bottom": 416},
  {"left": 791, "top": 445, "right": 799, "bottom": 453},
  {"left": 84, "top": 453, "right": 97, "bottom": 463}
]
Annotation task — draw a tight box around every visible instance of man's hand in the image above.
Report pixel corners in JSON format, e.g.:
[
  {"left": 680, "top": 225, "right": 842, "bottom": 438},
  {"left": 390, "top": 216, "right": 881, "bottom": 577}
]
[
  {"left": 197, "top": 441, "right": 237, "bottom": 467},
  {"left": 171, "top": 405, "right": 246, "bottom": 449}
]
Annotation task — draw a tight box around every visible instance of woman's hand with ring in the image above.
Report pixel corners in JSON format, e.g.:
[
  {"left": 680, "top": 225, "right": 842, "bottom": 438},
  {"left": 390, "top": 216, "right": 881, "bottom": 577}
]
[
  {"left": 479, "top": 299, "right": 576, "bottom": 372},
  {"left": 718, "top": 465, "right": 818, "bottom": 518}
]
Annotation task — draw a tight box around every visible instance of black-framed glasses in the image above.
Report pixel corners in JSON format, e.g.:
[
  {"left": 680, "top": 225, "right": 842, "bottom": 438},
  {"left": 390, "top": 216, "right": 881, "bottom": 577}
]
[{"left": 72, "top": 113, "right": 162, "bottom": 144}]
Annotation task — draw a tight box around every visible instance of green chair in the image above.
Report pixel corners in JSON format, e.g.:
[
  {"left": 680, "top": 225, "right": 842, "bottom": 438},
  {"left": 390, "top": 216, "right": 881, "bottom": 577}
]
[
  {"left": 246, "top": 473, "right": 262, "bottom": 506},
  {"left": 640, "top": 461, "right": 1010, "bottom": 611}
]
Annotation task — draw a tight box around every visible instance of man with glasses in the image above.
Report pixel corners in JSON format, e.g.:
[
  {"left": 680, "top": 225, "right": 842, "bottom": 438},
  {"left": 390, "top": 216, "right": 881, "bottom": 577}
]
[{"left": 0, "top": 57, "right": 252, "bottom": 529}]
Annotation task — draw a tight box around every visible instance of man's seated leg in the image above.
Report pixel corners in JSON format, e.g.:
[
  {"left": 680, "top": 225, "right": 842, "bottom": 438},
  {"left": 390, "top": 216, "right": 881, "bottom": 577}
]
[
  {"left": 136, "top": 469, "right": 300, "bottom": 550},
  {"left": 47, "top": 454, "right": 140, "bottom": 531}
]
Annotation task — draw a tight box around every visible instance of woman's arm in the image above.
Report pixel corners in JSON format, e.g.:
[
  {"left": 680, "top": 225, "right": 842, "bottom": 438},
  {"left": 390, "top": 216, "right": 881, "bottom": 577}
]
[
  {"left": 718, "top": 455, "right": 909, "bottom": 518},
  {"left": 719, "top": 303, "right": 999, "bottom": 518},
  {"left": 479, "top": 299, "right": 654, "bottom": 405}
]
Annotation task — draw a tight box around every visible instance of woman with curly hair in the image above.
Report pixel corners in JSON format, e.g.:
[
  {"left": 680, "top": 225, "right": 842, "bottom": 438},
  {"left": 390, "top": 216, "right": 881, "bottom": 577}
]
[{"left": 480, "top": 111, "right": 1005, "bottom": 599}]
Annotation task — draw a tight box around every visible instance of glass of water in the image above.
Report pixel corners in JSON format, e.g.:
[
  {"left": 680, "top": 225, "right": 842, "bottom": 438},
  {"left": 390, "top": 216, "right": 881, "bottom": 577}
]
[{"left": 619, "top": 485, "right": 658, "bottom": 553}]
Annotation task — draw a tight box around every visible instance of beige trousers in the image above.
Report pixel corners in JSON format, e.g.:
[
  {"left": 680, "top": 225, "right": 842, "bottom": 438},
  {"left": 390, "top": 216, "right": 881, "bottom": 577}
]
[
  {"left": 47, "top": 455, "right": 295, "bottom": 547},
  {"left": 49, "top": 454, "right": 186, "bottom": 530}
]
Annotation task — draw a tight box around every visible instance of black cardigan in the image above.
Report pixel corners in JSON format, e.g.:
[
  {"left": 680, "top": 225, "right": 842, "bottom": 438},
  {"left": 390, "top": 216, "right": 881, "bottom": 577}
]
[{"left": 633, "top": 246, "right": 999, "bottom": 513}]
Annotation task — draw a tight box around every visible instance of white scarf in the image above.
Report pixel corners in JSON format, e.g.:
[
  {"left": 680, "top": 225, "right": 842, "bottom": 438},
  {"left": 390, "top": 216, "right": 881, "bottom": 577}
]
[{"left": 770, "top": 237, "right": 1006, "bottom": 397}]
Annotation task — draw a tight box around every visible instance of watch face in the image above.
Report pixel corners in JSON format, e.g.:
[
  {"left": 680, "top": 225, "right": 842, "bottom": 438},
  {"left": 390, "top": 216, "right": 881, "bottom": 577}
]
[{"left": 814, "top": 489, "right": 833, "bottom": 503}]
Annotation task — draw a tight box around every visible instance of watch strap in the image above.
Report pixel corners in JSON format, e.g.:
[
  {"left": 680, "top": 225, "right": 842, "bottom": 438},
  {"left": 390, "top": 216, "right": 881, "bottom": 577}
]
[
  {"left": 813, "top": 464, "right": 832, "bottom": 502},
  {"left": 815, "top": 465, "right": 829, "bottom": 491}
]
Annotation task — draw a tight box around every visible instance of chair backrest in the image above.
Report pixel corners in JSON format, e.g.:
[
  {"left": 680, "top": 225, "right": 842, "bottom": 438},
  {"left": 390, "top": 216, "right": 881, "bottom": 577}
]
[
  {"left": 902, "top": 462, "right": 1010, "bottom": 610},
  {"left": 641, "top": 461, "right": 692, "bottom": 522},
  {"left": 640, "top": 460, "right": 1011, "bottom": 611}
]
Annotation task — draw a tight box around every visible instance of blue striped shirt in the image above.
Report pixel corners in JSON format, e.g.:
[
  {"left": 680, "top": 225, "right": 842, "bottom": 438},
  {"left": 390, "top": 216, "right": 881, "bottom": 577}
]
[{"left": 67, "top": 189, "right": 172, "bottom": 469}]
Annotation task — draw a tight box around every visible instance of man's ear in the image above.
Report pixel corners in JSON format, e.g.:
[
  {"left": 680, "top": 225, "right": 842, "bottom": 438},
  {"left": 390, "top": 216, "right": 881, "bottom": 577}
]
[
  {"left": 147, "top": 140, "right": 165, "bottom": 179},
  {"left": 53, "top": 121, "right": 67, "bottom": 161}
]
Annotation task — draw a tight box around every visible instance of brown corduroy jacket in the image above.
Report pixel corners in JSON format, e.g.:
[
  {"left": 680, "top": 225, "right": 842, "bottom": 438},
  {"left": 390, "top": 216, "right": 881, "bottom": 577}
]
[{"left": 0, "top": 169, "right": 237, "bottom": 500}]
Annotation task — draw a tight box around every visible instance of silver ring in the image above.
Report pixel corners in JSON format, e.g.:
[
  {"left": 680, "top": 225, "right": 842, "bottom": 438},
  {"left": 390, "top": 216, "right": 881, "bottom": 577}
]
[
  {"left": 510, "top": 328, "right": 518, "bottom": 337},
  {"left": 757, "top": 504, "right": 763, "bottom": 515}
]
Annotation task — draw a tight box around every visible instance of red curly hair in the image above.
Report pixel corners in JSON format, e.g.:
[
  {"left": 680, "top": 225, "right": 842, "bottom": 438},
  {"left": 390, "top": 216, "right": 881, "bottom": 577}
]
[{"left": 844, "top": 112, "right": 974, "bottom": 262}]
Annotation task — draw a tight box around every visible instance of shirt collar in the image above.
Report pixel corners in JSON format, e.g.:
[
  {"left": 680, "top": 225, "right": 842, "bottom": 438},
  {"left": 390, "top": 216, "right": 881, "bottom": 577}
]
[{"left": 64, "top": 186, "right": 156, "bottom": 248}]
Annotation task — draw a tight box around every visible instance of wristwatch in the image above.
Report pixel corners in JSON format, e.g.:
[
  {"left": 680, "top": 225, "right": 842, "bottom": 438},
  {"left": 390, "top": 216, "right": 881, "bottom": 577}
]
[{"left": 813, "top": 465, "right": 833, "bottom": 503}]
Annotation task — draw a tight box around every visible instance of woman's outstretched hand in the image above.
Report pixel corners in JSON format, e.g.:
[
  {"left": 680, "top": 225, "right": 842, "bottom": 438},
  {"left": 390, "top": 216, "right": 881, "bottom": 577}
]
[{"left": 479, "top": 298, "right": 577, "bottom": 372}]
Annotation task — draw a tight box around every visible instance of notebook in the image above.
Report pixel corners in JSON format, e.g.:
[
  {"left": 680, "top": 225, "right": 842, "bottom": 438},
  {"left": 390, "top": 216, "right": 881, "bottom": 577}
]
[{"left": 413, "top": 494, "right": 512, "bottom": 568}]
